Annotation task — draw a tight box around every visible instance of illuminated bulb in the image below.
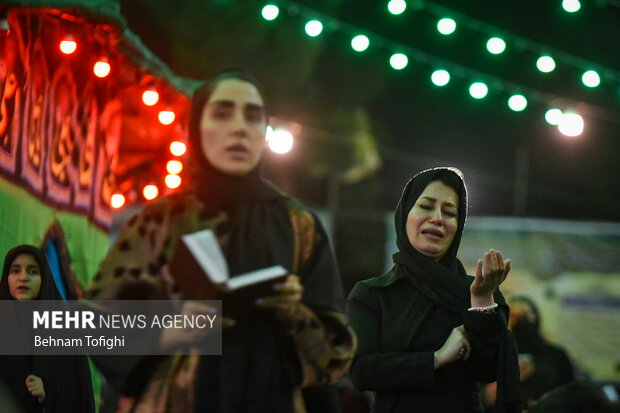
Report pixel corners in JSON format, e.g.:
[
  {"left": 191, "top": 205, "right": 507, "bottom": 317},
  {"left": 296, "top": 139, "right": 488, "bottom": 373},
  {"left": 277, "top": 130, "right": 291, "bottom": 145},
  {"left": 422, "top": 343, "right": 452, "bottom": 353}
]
[
  {"left": 486, "top": 37, "right": 506, "bottom": 54},
  {"left": 469, "top": 82, "right": 488, "bottom": 99},
  {"left": 110, "top": 193, "right": 125, "bottom": 208},
  {"left": 170, "top": 141, "right": 187, "bottom": 156},
  {"left": 266, "top": 128, "right": 294, "bottom": 154},
  {"left": 305, "top": 20, "right": 323, "bottom": 37},
  {"left": 261, "top": 4, "right": 279, "bottom": 20},
  {"left": 582, "top": 70, "right": 600, "bottom": 87},
  {"left": 165, "top": 174, "right": 182, "bottom": 189},
  {"left": 545, "top": 108, "right": 563, "bottom": 125},
  {"left": 558, "top": 113, "right": 584, "bottom": 137},
  {"left": 351, "top": 35, "right": 370, "bottom": 52},
  {"left": 93, "top": 59, "right": 111, "bottom": 78},
  {"left": 143, "top": 184, "right": 159, "bottom": 200},
  {"left": 387, "top": 0, "right": 407, "bottom": 15},
  {"left": 562, "top": 0, "right": 581, "bottom": 12},
  {"left": 437, "top": 18, "right": 456, "bottom": 35},
  {"left": 431, "top": 69, "right": 450, "bottom": 86},
  {"left": 536, "top": 56, "right": 556, "bottom": 73},
  {"left": 508, "top": 95, "right": 527, "bottom": 112},
  {"left": 158, "top": 110, "right": 175, "bottom": 125},
  {"left": 389, "top": 53, "right": 408, "bottom": 70},
  {"left": 166, "top": 160, "right": 183, "bottom": 175},
  {"left": 142, "top": 89, "right": 159, "bottom": 106},
  {"left": 59, "top": 38, "right": 77, "bottom": 54}
]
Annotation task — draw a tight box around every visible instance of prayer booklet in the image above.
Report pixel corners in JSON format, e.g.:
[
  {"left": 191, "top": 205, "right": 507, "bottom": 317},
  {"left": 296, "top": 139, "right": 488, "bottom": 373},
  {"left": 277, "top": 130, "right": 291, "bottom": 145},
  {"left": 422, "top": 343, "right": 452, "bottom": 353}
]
[{"left": 169, "top": 229, "right": 288, "bottom": 304}]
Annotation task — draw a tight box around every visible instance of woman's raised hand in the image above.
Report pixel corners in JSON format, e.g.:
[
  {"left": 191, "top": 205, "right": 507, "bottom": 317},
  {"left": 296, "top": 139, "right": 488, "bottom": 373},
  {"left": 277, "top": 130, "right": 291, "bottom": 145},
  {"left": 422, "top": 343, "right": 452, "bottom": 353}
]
[
  {"left": 434, "top": 325, "right": 470, "bottom": 369},
  {"left": 470, "top": 249, "right": 511, "bottom": 307}
]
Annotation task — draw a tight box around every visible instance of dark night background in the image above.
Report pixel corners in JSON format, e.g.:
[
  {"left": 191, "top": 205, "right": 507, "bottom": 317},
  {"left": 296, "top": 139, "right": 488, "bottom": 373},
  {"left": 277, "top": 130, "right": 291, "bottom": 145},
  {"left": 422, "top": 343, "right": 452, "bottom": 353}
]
[{"left": 115, "top": 0, "right": 620, "bottom": 282}]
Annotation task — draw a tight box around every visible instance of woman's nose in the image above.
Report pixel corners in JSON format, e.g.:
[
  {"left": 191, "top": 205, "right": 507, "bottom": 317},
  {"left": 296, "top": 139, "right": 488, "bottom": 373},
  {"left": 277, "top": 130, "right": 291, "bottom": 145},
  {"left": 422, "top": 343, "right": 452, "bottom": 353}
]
[
  {"left": 230, "top": 112, "right": 248, "bottom": 136},
  {"left": 429, "top": 209, "right": 443, "bottom": 223}
]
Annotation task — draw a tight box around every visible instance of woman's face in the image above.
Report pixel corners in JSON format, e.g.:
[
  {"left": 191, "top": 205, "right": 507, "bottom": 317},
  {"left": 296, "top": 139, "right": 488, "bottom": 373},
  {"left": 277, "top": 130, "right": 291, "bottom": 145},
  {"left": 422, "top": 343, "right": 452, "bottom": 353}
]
[
  {"left": 8, "top": 253, "right": 42, "bottom": 300},
  {"left": 199, "top": 78, "right": 267, "bottom": 176},
  {"left": 406, "top": 180, "right": 459, "bottom": 261}
]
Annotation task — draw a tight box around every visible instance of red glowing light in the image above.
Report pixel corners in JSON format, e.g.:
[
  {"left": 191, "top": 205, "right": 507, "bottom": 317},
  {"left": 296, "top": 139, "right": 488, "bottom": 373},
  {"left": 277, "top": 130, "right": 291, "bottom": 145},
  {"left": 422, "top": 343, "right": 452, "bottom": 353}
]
[
  {"left": 142, "top": 184, "right": 159, "bottom": 200},
  {"left": 166, "top": 160, "right": 183, "bottom": 175},
  {"left": 165, "top": 174, "right": 182, "bottom": 189},
  {"left": 93, "top": 59, "right": 111, "bottom": 78},
  {"left": 59, "top": 39, "right": 77, "bottom": 54},
  {"left": 158, "top": 110, "right": 175, "bottom": 125},
  {"left": 111, "top": 193, "right": 125, "bottom": 208},
  {"left": 170, "top": 141, "right": 187, "bottom": 156},
  {"left": 142, "top": 89, "right": 159, "bottom": 106}
]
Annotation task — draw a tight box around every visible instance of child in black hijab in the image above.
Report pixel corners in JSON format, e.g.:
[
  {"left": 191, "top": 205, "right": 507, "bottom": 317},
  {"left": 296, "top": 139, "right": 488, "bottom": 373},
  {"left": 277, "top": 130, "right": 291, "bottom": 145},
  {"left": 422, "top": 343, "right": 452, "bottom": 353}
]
[{"left": 0, "top": 244, "right": 95, "bottom": 413}]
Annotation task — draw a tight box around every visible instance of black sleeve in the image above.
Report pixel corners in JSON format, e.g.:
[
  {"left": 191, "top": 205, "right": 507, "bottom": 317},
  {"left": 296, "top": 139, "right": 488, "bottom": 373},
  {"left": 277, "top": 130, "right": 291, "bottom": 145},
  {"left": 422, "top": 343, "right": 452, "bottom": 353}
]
[{"left": 347, "top": 283, "right": 435, "bottom": 391}]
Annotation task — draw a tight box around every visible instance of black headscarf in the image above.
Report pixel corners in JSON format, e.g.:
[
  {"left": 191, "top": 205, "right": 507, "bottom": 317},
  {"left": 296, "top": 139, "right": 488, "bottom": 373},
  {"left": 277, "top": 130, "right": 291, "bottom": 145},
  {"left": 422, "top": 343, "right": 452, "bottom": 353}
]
[
  {"left": 392, "top": 167, "right": 471, "bottom": 316},
  {"left": 0, "top": 245, "right": 95, "bottom": 413},
  {"left": 392, "top": 167, "right": 522, "bottom": 413}
]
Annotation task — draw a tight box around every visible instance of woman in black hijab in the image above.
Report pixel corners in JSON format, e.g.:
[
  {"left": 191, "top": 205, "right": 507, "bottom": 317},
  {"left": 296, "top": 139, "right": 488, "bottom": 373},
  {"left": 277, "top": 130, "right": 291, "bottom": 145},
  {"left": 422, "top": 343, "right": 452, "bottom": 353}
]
[
  {"left": 86, "top": 70, "right": 355, "bottom": 412},
  {"left": 347, "top": 167, "right": 521, "bottom": 412},
  {"left": 0, "top": 244, "right": 95, "bottom": 413}
]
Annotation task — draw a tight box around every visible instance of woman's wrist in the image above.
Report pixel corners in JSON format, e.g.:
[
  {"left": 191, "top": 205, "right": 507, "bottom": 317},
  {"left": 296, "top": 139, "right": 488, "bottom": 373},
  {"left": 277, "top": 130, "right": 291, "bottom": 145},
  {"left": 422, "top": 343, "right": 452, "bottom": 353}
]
[{"left": 470, "top": 296, "right": 494, "bottom": 308}]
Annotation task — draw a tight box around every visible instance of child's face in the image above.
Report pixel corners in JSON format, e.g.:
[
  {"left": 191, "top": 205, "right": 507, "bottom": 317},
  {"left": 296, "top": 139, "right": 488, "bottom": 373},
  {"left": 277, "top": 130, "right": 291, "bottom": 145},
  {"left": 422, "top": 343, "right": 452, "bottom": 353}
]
[{"left": 8, "top": 253, "right": 42, "bottom": 300}]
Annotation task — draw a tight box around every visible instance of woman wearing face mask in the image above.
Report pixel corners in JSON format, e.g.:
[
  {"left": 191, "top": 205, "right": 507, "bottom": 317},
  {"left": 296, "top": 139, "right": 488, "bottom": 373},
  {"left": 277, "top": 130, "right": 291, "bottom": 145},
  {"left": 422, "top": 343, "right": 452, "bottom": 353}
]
[
  {"left": 0, "top": 244, "right": 95, "bottom": 413},
  {"left": 347, "top": 167, "right": 522, "bottom": 413},
  {"left": 86, "top": 70, "right": 356, "bottom": 412}
]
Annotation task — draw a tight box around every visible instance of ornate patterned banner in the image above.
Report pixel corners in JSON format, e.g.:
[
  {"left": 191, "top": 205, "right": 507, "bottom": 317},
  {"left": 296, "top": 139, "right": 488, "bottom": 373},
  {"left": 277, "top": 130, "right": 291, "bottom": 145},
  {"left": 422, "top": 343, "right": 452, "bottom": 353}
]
[{"left": 0, "top": 10, "right": 117, "bottom": 230}]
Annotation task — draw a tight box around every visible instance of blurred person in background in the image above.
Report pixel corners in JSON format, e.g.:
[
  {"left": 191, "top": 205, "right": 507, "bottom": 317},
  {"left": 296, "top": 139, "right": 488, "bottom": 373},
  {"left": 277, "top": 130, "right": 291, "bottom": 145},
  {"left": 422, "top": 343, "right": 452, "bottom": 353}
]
[
  {"left": 86, "top": 70, "right": 356, "bottom": 413},
  {"left": 0, "top": 244, "right": 95, "bottom": 413}
]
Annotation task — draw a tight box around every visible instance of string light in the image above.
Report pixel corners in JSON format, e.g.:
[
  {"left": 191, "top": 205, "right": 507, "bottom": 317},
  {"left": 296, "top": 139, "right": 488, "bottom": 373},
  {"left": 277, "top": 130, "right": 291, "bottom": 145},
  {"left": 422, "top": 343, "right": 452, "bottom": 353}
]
[
  {"left": 170, "top": 141, "right": 187, "bottom": 156},
  {"left": 165, "top": 174, "right": 182, "bottom": 189},
  {"left": 59, "top": 36, "right": 77, "bottom": 54},
  {"left": 142, "top": 184, "right": 159, "bottom": 200},
  {"left": 110, "top": 193, "right": 125, "bottom": 208},
  {"left": 142, "top": 89, "right": 159, "bottom": 106},
  {"left": 387, "top": 0, "right": 407, "bottom": 15},
  {"left": 93, "top": 58, "right": 111, "bottom": 78},
  {"left": 265, "top": 0, "right": 620, "bottom": 131},
  {"left": 431, "top": 69, "right": 450, "bottom": 86},
  {"left": 389, "top": 53, "right": 408, "bottom": 70},
  {"left": 158, "top": 109, "right": 175, "bottom": 125},
  {"left": 351, "top": 35, "right": 370, "bottom": 52},
  {"left": 536, "top": 56, "right": 556, "bottom": 73},
  {"left": 261, "top": 4, "right": 279, "bottom": 21},
  {"left": 486, "top": 37, "right": 506, "bottom": 55},
  {"left": 508, "top": 95, "right": 527, "bottom": 112},
  {"left": 304, "top": 20, "right": 323, "bottom": 37},
  {"left": 166, "top": 160, "right": 183, "bottom": 174},
  {"left": 437, "top": 18, "right": 456, "bottom": 35},
  {"left": 562, "top": 0, "right": 581, "bottom": 13},
  {"left": 582, "top": 70, "right": 601, "bottom": 88},
  {"left": 469, "top": 82, "right": 488, "bottom": 99},
  {"left": 545, "top": 108, "right": 563, "bottom": 125}
]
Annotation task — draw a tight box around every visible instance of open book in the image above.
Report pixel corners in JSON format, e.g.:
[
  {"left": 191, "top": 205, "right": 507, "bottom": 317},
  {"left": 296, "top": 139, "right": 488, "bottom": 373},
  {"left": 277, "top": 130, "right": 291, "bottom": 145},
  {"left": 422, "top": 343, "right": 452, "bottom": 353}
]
[{"left": 168, "top": 229, "right": 288, "bottom": 304}]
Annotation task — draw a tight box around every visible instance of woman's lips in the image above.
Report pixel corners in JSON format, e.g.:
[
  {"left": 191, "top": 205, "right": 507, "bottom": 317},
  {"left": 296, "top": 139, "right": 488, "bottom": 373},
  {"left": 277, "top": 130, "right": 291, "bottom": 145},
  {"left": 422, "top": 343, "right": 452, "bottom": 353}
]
[
  {"left": 422, "top": 229, "right": 444, "bottom": 239},
  {"left": 226, "top": 144, "right": 249, "bottom": 157}
]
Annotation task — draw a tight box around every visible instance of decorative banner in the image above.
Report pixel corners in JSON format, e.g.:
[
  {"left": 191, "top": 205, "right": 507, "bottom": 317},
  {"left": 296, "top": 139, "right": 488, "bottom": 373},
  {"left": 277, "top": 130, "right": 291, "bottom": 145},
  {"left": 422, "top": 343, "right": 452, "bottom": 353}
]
[{"left": 0, "top": 10, "right": 115, "bottom": 230}]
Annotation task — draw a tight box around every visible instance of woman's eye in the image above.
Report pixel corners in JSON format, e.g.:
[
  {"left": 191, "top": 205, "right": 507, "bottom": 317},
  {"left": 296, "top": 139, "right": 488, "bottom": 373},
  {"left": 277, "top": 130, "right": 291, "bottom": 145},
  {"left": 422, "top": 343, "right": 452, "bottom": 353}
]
[
  {"left": 419, "top": 204, "right": 432, "bottom": 210},
  {"left": 443, "top": 210, "right": 457, "bottom": 217},
  {"left": 29, "top": 269, "right": 40, "bottom": 276},
  {"left": 212, "top": 109, "right": 230, "bottom": 120}
]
